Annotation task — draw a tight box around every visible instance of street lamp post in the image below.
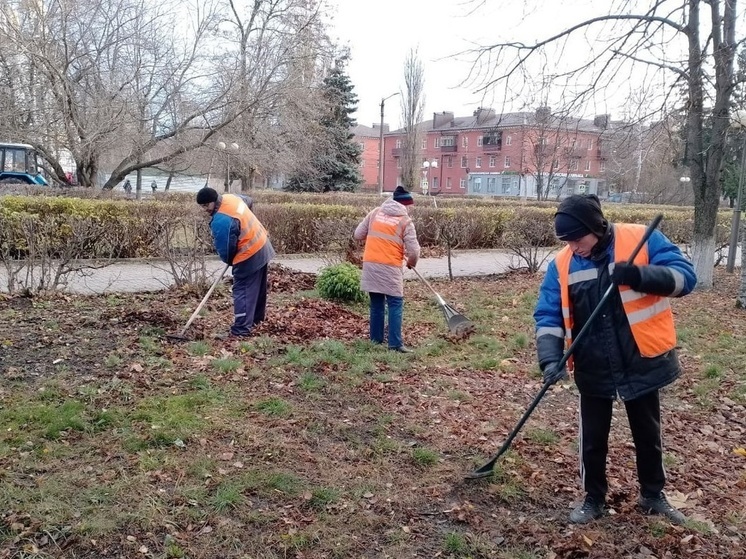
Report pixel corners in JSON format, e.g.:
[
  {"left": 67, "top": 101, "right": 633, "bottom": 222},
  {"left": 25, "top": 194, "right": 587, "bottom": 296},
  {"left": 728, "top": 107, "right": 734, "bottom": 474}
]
[
  {"left": 422, "top": 159, "right": 438, "bottom": 195},
  {"left": 378, "top": 92, "right": 400, "bottom": 196},
  {"left": 218, "top": 142, "right": 240, "bottom": 193},
  {"left": 727, "top": 113, "right": 746, "bottom": 273}
]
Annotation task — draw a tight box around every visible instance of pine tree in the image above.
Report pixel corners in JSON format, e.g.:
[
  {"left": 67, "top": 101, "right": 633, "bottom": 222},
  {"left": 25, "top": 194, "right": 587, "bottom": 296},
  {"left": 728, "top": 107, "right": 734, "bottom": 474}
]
[{"left": 286, "top": 59, "right": 362, "bottom": 192}]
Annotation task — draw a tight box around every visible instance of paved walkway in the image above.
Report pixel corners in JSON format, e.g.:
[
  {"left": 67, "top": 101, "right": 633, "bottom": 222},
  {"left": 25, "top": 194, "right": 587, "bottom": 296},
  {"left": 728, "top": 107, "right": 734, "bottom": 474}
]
[{"left": 0, "top": 250, "right": 554, "bottom": 295}]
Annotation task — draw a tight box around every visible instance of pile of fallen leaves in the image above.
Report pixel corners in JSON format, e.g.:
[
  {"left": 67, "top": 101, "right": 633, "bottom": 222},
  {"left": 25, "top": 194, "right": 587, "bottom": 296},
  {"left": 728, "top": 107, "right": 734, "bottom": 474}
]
[
  {"left": 268, "top": 263, "right": 317, "bottom": 293},
  {"left": 253, "top": 297, "right": 368, "bottom": 343}
]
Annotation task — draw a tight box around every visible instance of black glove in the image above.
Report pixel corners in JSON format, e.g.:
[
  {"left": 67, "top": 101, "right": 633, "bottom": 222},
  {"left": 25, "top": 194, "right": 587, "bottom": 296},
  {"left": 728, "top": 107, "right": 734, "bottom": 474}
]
[
  {"left": 542, "top": 362, "right": 566, "bottom": 386},
  {"left": 612, "top": 263, "right": 642, "bottom": 290}
]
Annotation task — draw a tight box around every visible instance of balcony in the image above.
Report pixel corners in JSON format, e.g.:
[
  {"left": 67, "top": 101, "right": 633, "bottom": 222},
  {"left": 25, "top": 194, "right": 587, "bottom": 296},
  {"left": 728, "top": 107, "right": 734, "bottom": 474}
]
[
  {"left": 440, "top": 144, "right": 457, "bottom": 153},
  {"left": 391, "top": 147, "right": 403, "bottom": 156},
  {"left": 596, "top": 147, "right": 609, "bottom": 160},
  {"left": 481, "top": 143, "right": 501, "bottom": 153}
]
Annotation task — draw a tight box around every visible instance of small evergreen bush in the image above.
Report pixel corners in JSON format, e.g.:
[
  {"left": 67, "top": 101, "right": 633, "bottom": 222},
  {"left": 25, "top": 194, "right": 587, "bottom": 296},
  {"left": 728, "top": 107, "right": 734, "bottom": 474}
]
[{"left": 316, "top": 263, "right": 365, "bottom": 303}]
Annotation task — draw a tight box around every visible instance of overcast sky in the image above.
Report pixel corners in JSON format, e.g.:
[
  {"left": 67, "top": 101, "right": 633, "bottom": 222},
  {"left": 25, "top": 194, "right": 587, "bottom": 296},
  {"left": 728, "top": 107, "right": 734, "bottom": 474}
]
[{"left": 326, "top": 0, "right": 729, "bottom": 130}]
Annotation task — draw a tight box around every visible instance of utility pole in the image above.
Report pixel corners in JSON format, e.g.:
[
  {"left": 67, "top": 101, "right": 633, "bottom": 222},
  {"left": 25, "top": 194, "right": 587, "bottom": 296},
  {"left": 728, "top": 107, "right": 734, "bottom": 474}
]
[{"left": 378, "top": 92, "right": 400, "bottom": 195}]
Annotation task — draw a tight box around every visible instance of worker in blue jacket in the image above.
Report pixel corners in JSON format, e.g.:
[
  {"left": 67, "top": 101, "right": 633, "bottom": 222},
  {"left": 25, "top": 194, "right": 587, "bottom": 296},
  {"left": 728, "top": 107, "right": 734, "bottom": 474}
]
[{"left": 534, "top": 194, "right": 696, "bottom": 525}]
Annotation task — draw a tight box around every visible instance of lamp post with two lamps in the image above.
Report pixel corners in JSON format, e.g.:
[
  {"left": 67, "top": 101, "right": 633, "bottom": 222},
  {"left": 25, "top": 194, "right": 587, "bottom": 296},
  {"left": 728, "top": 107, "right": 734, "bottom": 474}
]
[
  {"left": 422, "top": 159, "right": 438, "bottom": 196},
  {"left": 378, "top": 92, "right": 400, "bottom": 196},
  {"left": 217, "top": 141, "right": 240, "bottom": 193}
]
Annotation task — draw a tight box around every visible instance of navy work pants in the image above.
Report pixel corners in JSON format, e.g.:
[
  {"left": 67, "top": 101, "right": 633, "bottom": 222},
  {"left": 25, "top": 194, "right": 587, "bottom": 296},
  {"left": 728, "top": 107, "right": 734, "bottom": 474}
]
[{"left": 231, "top": 263, "right": 268, "bottom": 336}]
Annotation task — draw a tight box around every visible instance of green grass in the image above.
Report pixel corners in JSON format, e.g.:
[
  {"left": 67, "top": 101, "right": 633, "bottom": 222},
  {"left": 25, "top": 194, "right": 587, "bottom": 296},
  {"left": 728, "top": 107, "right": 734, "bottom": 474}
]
[
  {"left": 212, "top": 357, "right": 242, "bottom": 373},
  {"left": 308, "top": 487, "right": 340, "bottom": 509},
  {"left": 211, "top": 482, "right": 244, "bottom": 512},
  {"left": 187, "top": 340, "right": 211, "bottom": 356},
  {"left": 254, "top": 397, "right": 292, "bottom": 417},
  {"left": 298, "top": 372, "right": 325, "bottom": 392},
  {"left": 412, "top": 447, "right": 439, "bottom": 467},
  {"left": 443, "top": 532, "right": 469, "bottom": 555},
  {"left": 525, "top": 428, "right": 559, "bottom": 445}
]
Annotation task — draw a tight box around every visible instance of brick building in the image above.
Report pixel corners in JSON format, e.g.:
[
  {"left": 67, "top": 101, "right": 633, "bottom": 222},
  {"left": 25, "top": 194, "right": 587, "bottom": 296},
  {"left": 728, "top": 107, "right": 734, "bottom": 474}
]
[
  {"left": 371, "top": 107, "right": 612, "bottom": 199},
  {"left": 351, "top": 123, "right": 387, "bottom": 190}
]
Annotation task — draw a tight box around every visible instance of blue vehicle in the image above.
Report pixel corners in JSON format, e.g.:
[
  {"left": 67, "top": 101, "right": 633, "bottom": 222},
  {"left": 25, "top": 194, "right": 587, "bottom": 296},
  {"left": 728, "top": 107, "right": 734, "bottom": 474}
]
[{"left": 0, "top": 143, "right": 48, "bottom": 185}]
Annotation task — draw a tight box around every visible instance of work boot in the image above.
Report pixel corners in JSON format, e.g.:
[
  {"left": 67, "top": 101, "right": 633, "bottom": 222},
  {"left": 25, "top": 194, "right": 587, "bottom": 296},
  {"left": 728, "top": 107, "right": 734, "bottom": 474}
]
[
  {"left": 569, "top": 495, "right": 605, "bottom": 524},
  {"left": 638, "top": 493, "right": 687, "bottom": 525},
  {"left": 390, "top": 345, "right": 414, "bottom": 354}
]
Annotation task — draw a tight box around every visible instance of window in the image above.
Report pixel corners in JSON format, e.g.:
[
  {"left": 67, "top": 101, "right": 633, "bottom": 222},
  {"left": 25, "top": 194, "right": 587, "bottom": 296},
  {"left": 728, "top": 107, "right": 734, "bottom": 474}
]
[
  {"left": 475, "top": 157, "right": 482, "bottom": 168},
  {"left": 578, "top": 139, "right": 585, "bottom": 148},
  {"left": 501, "top": 177, "right": 512, "bottom": 194},
  {"left": 358, "top": 142, "right": 365, "bottom": 151},
  {"left": 432, "top": 177, "right": 439, "bottom": 190},
  {"left": 570, "top": 160, "right": 578, "bottom": 171},
  {"left": 588, "top": 139, "right": 594, "bottom": 150},
  {"left": 461, "top": 156, "right": 468, "bottom": 168},
  {"left": 506, "top": 135, "right": 512, "bottom": 146},
  {"left": 552, "top": 159, "right": 560, "bottom": 170},
  {"left": 447, "top": 156, "right": 453, "bottom": 168},
  {"left": 422, "top": 139, "right": 427, "bottom": 149},
  {"left": 487, "top": 177, "right": 496, "bottom": 192},
  {"left": 459, "top": 178, "right": 466, "bottom": 189},
  {"left": 434, "top": 137, "right": 440, "bottom": 148},
  {"left": 440, "top": 136, "right": 456, "bottom": 147},
  {"left": 396, "top": 157, "right": 402, "bottom": 169},
  {"left": 539, "top": 137, "right": 547, "bottom": 145},
  {"left": 483, "top": 133, "right": 501, "bottom": 147},
  {"left": 489, "top": 156, "right": 496, "bottom": 168},
  {"left": 395, "top": 139, "right": 402, "bottom": 149},
  {"left": 600, "top": 161, "right": 606, "bottom": 173},
  {"left": 446, "top": 177, "right": 452, "bottom": 189},
  {"left": 462, "top": 136, "right": 468, "bottom": 148},
  {"left": 585, "top": 160, "right": 591, "bottom": 172},
  {"left": 3, "top": 149, "right": 26, "bottom": 172},
  {"left": 504, "top": 156, "right": 511, "bottom": 168},
  {"left": 473, "top": 177, "right": 482, "bottom": 192},
  {"left": 477, "top": 137, "right": 483, "bottom": 146}
]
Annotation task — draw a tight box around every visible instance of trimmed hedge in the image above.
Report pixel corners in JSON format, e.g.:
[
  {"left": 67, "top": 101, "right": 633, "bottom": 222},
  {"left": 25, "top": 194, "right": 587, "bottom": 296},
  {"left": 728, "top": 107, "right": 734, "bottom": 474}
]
[{"left": 0, "top": 193, "right": 732, "bottom": 258}]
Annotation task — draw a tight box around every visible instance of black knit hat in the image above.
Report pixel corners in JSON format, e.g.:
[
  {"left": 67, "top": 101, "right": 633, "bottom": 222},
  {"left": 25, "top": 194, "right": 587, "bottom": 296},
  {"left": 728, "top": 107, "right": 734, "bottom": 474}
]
[
  {"left": 554, "top": 194, "right": 607, "bottom": 241},
  {"left": 392, "top": 186, "right": 414, "bottom": 206},
  {"left": 196, "top": 187, "right": 218, "bottom": 205}
]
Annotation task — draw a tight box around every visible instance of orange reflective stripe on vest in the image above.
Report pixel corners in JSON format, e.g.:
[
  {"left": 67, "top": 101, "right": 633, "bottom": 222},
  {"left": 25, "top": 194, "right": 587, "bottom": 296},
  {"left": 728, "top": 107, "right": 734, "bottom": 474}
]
[
  {"left": 556, "top": 224, "right": 676, "bottom": 363},
  {"left": 217, "top": 194, "right": 268, "bottom": 265},
  {"left": 362, "top": 209, "right": 411, "bottom": 267}
]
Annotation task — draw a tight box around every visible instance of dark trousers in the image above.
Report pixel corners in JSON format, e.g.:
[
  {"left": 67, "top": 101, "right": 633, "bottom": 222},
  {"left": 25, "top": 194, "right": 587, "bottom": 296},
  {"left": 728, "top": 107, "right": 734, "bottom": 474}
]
[
  {"left": 579, "top": 390, "right": 666, "bottom": 502},
  {"left": 369, "top": 293, "right": 404, "bottom": 349},
  {"left": 231, "top": 264, "right": 268, "bottom": 336}
]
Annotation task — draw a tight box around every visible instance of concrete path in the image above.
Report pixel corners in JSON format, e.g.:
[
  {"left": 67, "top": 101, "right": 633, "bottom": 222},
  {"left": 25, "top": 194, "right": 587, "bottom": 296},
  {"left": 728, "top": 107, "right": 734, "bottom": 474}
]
[{"left": 0, "top": 250, "right": 555, "bottom": 295}]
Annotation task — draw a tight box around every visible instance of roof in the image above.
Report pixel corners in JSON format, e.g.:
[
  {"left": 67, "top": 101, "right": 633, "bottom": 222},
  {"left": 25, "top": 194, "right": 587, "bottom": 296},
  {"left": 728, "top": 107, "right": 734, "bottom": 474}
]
[
  {"left": 351, "top": 124, "right": 382, "bottom": 138},
  {"left": 0, "top": 142, "right": 35, "bottom": 149},
  {"left": 387, "top": 110, "right": 617, "bottom": 135}
]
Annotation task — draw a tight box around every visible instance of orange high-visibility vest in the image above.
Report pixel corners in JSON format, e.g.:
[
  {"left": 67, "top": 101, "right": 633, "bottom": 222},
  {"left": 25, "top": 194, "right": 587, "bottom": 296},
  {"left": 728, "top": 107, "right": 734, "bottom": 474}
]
[
  {"left": 217, "top": 194, "right": 268, "bottom": 265},
  {"left": 555, "top": 224, "right": 676, "bottom": 364},
  {"left": 362, "top": 209, "right": 411, "bottom": 267}
]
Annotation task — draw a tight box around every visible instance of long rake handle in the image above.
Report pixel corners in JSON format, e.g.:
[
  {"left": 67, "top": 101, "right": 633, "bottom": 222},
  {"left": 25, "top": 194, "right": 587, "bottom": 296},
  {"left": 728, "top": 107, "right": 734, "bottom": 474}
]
[
  {"left": 411, "top": 267, "right": 443, "bottom": 300},
  {"left": 466, "top": 214, "right": 663, "bottom": 479},
  {"left": 178, "top": 263, "right": 230, "bottom": 337}
]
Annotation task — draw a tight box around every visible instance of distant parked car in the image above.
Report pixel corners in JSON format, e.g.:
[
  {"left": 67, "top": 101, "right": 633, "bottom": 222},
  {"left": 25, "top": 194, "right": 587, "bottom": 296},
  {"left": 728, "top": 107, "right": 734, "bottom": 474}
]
[{"left": 0, "top": 143, "right": 48, "bottom": 185}]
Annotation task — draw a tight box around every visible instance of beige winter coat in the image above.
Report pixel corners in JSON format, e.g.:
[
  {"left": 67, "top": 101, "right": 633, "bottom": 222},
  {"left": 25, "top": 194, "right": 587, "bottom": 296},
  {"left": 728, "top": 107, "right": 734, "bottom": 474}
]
[{"left": 353, "top": 198, "right": 420, "bottom": 297}]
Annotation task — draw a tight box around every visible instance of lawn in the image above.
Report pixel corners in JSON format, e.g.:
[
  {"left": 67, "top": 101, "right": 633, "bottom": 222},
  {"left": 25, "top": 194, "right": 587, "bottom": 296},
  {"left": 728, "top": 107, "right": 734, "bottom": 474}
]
[{"left": 0, "top": 265, "right": 743, "bottom": 558}]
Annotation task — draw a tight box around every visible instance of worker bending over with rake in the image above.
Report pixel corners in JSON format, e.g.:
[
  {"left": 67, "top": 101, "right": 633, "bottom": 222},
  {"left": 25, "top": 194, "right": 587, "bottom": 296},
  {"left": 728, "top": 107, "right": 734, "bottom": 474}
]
[
  {"left": 196, "top": 187, "right": 274, "bottom": 339},
  {"left": 534, "top": 194, "right": 696, "bottom": 525},
  {"left": 354, "top": 186, "right": 420, "bottom": 353}
]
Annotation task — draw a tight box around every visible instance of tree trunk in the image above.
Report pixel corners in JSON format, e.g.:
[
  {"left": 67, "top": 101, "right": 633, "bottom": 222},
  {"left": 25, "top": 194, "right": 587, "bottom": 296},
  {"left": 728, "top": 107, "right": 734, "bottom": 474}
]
[
  {"left": 165, "top": 172, "right": 173, "bottom": 191},
  {"left": 135, "top": 168, "right": 142, "bottom": 201},
  {"left": 76, "top": 158, "right": 98, "bottom": 188},
  {"left": 738, "top": 226, "right": 746, "bottom": 308}
]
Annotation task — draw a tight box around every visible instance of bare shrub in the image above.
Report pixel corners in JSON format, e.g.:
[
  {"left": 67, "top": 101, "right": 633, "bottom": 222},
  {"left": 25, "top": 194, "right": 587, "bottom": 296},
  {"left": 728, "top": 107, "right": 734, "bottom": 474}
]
[{"left": 503, "top": 208, "right": 558, "bottom": 274}]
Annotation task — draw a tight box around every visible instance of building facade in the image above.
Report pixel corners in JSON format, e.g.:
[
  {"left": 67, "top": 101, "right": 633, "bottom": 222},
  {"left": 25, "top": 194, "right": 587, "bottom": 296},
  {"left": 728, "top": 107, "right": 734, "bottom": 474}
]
[
  {"left": 352, "top": 123, "right": 387, "bottom": 191},
  {"left": 378, "top": 107, "right": 612, "bottom": 199}
]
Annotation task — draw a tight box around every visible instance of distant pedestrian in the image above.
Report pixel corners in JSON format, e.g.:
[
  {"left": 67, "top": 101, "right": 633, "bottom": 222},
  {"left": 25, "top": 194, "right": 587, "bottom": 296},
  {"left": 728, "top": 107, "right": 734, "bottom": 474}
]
[
  {"left": 151, "top": 180, "right": 157, "bottom": 193},
  {"left": 123, "top": 179, "right": 132, "bottom": 195}
]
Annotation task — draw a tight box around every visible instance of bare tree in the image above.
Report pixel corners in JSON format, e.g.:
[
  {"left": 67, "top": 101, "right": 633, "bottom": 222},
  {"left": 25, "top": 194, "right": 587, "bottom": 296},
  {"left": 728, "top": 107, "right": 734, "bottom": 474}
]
[
  {"left": 466, "top": 0, "right": 739, "bottom": 289},
  {"left": 400, "top": 48, "right": 426, "bottom": 192},
  {"left": 0, "top": 0, "right": 331, "bottom": 191}
]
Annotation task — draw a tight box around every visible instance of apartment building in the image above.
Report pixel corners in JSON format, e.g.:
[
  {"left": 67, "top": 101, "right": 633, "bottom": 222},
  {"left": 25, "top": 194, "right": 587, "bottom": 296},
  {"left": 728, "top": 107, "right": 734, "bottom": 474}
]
[{"left": 365, "top": 107, "right": 613, "bottom": 198}]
